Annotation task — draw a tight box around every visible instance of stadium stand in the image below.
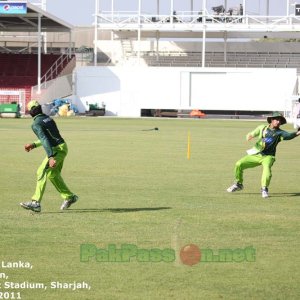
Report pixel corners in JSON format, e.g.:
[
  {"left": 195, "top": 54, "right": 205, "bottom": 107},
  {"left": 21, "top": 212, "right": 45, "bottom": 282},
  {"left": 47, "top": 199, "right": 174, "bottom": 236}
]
[
  {"left": 0, "top": 53, "right": 74, "bottom": 109},
  {"left": 0, "top": 2, "right": 75, "bottom": 114},
  {"left": 141, "top": 51, "right": 300, "bottom": 71},
  {"left": 0, "top": 53, "right": 63, "bottom": 82}
]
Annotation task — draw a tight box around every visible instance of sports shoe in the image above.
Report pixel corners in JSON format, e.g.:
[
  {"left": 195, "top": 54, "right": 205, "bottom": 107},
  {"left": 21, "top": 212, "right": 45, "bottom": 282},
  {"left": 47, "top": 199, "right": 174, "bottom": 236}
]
[
  {"left": 60, "top": 195, "right": 79, "bottom": 210},
  {"left": 227, "top": 182, "right": 244, "bottom": 193},
  {"left": 261, "top": 187, "right": 269, "bottom": 198},
  {"left": 20, "top": 201, "right": 41, "bottom": 213}
]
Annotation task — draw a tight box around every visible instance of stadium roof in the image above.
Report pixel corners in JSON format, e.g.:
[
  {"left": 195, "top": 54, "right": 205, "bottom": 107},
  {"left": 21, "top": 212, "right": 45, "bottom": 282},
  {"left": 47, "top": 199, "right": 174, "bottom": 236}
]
[{"left": 0, "top": 2, "right": 73, "bottom": 32}]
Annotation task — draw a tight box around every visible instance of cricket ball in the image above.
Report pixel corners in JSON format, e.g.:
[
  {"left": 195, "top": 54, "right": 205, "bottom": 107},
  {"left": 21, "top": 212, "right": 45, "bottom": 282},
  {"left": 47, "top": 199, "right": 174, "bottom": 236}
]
[{"left": 180, "top": 244, "right": 201, "bottom": 266}]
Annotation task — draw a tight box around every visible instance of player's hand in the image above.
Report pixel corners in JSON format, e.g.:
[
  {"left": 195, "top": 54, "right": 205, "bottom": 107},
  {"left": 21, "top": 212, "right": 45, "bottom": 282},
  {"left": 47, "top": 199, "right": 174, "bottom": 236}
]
[
  {"left": 24, "top": 143, "right": 34, "bottom": 152},
  {"left": 247, "top": 135, "right": 254, "bottom": 141},
  {"left": 49, "top": 157, "right": 56, "bottom": 168}
]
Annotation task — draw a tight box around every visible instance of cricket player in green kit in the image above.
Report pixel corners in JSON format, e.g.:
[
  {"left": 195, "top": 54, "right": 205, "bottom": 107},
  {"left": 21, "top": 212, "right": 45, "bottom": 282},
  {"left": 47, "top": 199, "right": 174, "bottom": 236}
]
[
  {"left": 20, "top": 100, "right": 78, "bottom": 212},
  {"left": 227, "top": 112, "right": 300, "bottom": 198}
]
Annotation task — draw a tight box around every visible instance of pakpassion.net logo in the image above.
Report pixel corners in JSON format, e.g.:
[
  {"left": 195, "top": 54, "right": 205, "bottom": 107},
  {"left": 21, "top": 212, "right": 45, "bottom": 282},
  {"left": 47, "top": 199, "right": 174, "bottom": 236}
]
[
  {"left": 80, "top": 244, "right": 175, "bottom": 263},
  {"left": 80, "top": 243, "right": 256, "bottom": 266}
]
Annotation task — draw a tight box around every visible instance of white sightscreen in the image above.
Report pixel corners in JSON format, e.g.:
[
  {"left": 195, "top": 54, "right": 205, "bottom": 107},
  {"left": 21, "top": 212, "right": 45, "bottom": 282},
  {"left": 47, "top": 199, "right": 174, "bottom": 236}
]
[
  {"left": 75, "top": 67, "right": 297, "bottom": 116},
  {"left": 189, "top": 69, "right": 297, "bottom": 111}
]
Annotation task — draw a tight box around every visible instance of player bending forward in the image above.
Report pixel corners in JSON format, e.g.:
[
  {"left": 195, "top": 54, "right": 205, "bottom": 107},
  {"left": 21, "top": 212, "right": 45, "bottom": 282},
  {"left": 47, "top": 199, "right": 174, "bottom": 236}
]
[
  {"left": 227, "top": 112, "right": 300, "bottom": 198},
  {"left": 20, "top": 100, "right": 78, "bottom": 212}
]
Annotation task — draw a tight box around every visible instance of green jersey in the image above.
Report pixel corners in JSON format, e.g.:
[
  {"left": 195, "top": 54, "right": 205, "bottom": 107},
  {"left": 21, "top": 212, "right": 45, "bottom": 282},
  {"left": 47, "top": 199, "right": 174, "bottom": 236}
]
[
  {"left": 247, "top": 124, "right": 297, "bottom": 156},
  {"left": 31, "top": 114, "right": 65, "bottom": 158}
]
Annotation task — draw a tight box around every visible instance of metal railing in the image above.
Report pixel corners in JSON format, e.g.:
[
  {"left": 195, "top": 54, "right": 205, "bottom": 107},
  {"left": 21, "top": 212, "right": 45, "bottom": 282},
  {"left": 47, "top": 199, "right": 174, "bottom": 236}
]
[
  {"left": 40, "top": 53, "right": 74, "bottom": 85},
  {"left": 96, "top": 11, "right": 300, "bottom": 31}
]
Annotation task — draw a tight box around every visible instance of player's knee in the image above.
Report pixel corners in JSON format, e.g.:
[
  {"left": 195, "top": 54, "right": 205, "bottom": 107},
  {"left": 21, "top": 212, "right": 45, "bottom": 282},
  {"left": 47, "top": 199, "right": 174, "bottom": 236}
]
[
  {"left": 235, "top": 160, "right": 243, "bottom": 169},
  {"left": 267, "top": 170, "right": 272, "bottom": 177},
  {"left": 47, "top": 169, "right": 58, "bottom": 179}
]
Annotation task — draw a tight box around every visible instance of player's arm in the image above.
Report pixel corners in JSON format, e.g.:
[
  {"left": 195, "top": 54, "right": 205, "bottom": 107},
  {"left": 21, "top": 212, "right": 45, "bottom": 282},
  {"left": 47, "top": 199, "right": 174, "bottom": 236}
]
[
  {"left": 246, "top": 125, "right": 265, "bottom": 141},
  {"left": 32, "top": 123, "right": 55, "bottom": 158},
  {"left": 281, "top": 130, "right": 300, "bottom": 140},
  {"left": 32, "top": 124, "right": 57, "bottom": 168},
  {"left": 24, "top": 140, "right": 42, "bottom": 152}
]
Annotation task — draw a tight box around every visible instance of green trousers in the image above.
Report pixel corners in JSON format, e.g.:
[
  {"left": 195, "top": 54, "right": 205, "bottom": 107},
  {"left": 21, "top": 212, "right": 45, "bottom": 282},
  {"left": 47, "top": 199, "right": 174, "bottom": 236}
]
[
  {"left": 32, "top": 143, "right": 74, "bottom": 202},
  {"left": 234, "top": 154, "right": 276, "bottom": 188}
]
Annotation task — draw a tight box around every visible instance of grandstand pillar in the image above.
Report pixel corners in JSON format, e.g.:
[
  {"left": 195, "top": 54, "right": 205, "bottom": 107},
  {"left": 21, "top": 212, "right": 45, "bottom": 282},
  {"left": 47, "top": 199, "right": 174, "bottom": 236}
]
[
  {"left": 202, "top": 0, "right": 206, "bottom": 22},
  {"left": 170, "top": 0, "right": 174, "bottom": 24},
  {"left": 42, "top": 0, "right": 47, "bottom": 54},
  {"left": 68, "top": 31, "right": 73, "bottom": 58},
  {"left": 110, "top": 0, "right": 114, "bottom": 45},
  {"left": 286, "top": 0, "right": 291, "bottom": 24},
  {"left": 202, "top": 27, "right": 206, "bottom": 68},
  {"left": 94, "top": 0, "right": 99, "bottom": 66},
  {"left": 156, "top": 32, "right": 159, "bottom": 61},
  {"left": 242, "top": 0, "right": 246, "bottom": 23},
  {"left": 37, "top": 13, "right": 42, "bottom": 94},
  {"left": 201, "top": 0, "right": 207, "bottom": 68},
  {"left": 137, "top": 0, "right": 142, "bottom": 64},
  {"left": 224, "top": 32, "right": 227, "bottom": 63}
]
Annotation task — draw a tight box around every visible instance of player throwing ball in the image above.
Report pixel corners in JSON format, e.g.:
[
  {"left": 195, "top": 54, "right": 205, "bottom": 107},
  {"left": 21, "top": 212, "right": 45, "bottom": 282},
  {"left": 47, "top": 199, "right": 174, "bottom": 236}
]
[
  {"left": 20, "top": 100, "right": 78, "bottom": 212},
  {"left": 227, "top": 112, "right": 300, "bottom": 198}
]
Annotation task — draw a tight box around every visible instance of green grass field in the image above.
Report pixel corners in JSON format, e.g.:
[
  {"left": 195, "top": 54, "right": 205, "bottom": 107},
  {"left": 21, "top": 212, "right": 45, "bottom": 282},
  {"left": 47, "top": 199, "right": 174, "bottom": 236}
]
[{"left": 0, "top": 117, "right": 299, "bottom": 300}]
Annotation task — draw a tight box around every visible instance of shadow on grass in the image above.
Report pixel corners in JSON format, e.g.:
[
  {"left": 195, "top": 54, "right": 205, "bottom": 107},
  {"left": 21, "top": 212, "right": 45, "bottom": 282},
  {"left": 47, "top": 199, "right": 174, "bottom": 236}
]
[
  {"left": 266, "top": 192, "right": 300, "bottom": 198},
  {"left": 43, "top": 207, "right": 172, "bottom": 214},
  {"left": 241, "top": 192, "right": 300, "bottom": 198}
]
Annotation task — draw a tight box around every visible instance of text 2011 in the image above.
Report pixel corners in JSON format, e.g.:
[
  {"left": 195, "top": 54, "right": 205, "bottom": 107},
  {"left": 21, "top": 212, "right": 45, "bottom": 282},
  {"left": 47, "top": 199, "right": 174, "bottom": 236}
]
[{"left": 0, "top": 292, "right": 21, "bottom": 299}]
